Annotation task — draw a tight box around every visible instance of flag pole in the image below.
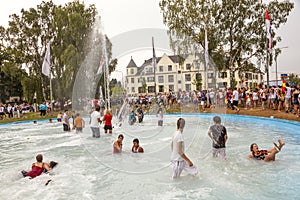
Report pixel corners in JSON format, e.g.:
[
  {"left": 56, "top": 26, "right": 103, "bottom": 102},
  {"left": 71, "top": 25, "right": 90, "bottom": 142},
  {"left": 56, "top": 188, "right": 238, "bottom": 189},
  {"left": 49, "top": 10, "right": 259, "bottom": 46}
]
[
  {"left": 50, "top": 72, "right": 53, "bottom": 114},
  {"left": 152, "top": 37, "right": 157, "bottom": 98}
]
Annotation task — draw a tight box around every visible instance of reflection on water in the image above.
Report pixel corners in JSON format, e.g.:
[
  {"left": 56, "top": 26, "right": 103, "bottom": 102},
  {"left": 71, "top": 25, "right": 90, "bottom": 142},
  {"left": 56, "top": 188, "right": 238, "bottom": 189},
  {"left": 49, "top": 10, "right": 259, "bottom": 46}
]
[{"left": 0, "top": 114, "right": 299, "bottom": 199}]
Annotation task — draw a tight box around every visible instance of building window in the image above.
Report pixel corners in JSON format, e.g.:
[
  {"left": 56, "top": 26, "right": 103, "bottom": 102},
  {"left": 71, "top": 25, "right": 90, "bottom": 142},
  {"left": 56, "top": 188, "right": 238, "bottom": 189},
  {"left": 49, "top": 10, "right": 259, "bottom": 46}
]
[
  {"left": 158, "top": 76, "right": 164, "bottom": 83},
  {"left": 131, "top": 78, "right": 134, "bottom": 83},
  {"left": 159, "top": 66, "right": 164, "bottom": 72},
  {"left": 186, "top": 64, "right": 191, "bottom": 70},
  {"left": 178, "top": 70, "right": 181, "bottom": 74},
  {"left": 208, "top": 83, "right": 215, "bottom": 88},
  {"left": 131, "top": 87, "right": 135, "bottom": 93},
  {"left": 218, "top": 82, "right": 227, "bottom": 88},
  {"left": 196, "top": 73, "right": 202, "bottom": 79},
  {"left": 148, "top": 86, "right": 155, "bottom": 93},
  {"left": 245, "top": 73, "right": 253, "bottom": 80},
  {"left": 195, "top": 62, "right": 200, "bottom": 69},
  {"left": 146, "top": 67, "right": 153, "bottom": 73},
  {"left": 169, "top": 85, "right": 174, "bottom": 92},
  {"left": 168, "top": 65, "right": 172, "bottom": 71},
  {"left": 185, "top": 84, "right": 191, "bottom": 92},
  {"left": 138, "top": 78, "right": 142, "bottom": 83},
  {"left": 159, "top": 85, "right": 164, "bottom": 92},
  {"left": 168, "top": 75, "right": 174, "bottom": 82},
  {"left": 130, "top": 69, "right": 134, "bottom": 74},
  {"left": 178, "top": 80, "right": 181, "bottom": 84},
  {"left": 218, "top": 72, "right": 227, "bottom": 78},
  {"left": 185, "top": 74, "right": 191, "bottom": 82},
  {"left": 208, "top": 73, "right": 214, "bottom": 78},
  {"left": 138, "top": 87, "right": 146, "bottom": 93},
  {"left": 147, "top": 77, "right": 154, "bottom": 82}
]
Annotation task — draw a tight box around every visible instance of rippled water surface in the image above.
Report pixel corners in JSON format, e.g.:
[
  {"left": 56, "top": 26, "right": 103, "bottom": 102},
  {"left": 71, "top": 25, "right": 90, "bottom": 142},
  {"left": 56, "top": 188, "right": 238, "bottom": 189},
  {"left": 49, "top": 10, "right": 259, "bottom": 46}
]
[{"left": 0, "top": 114, "right": 299, "bottom": 200}]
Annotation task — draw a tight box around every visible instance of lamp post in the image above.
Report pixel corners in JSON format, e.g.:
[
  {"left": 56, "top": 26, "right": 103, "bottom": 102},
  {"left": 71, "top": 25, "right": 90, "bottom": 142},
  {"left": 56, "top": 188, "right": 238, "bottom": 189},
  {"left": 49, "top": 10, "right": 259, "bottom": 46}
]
[
  {"left": 114, "top": 70, "right": 124, "bottom": 87},
  {"left": 114, "top": 70, "right": 126, "bottom": 97},
  {"left": 274, "top": 46, "right": 288, "bottom": 86}
]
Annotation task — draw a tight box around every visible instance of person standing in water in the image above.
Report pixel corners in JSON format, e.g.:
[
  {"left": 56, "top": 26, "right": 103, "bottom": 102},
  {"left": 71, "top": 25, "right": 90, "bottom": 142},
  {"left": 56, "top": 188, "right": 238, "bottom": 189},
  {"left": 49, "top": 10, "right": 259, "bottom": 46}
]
[
  {"left": 73, "top": 113, "right": 84, "bottom": 133},
  {"left": 171, "top": 118, "right": 198, "bottom": 178},
  {"left": 63, "top": 110, "right": 70, "bottom": 132},
  {"left": 90, "top": 105, "right": 101, "bottom": 138},
  {"left": 157, "top": 107, "right": 163, "bottom": 126},
  {"left": 208, "top": 116, "right": 228, "bottom": 160},
  {"left": 102, "top": 109, "right": 113, "bottom": 134}
]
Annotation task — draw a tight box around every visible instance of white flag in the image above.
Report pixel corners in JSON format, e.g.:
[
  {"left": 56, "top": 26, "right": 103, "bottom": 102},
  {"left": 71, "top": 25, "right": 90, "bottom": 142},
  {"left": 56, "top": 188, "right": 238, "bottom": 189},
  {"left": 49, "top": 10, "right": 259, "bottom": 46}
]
[
  {"left": 42, "top": 43, "right": 51, "bottom": 77},
  {"left": 265, "top": 9, "right": 272, "bottom": 50}
]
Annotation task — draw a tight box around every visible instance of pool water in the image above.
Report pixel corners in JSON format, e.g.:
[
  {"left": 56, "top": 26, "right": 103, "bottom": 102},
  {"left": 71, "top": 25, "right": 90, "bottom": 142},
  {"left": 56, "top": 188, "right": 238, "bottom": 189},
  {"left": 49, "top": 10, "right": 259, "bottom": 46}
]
[{"left": 0, "top": 114, "right": 299, "bottom": 200}]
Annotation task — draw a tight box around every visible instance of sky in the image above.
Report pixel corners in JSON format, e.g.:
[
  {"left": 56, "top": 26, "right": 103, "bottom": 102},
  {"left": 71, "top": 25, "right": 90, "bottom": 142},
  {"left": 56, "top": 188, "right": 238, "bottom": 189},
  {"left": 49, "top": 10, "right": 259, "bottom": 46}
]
[{"left": 1, "top": 0, "right": 299, "bottom": 82}]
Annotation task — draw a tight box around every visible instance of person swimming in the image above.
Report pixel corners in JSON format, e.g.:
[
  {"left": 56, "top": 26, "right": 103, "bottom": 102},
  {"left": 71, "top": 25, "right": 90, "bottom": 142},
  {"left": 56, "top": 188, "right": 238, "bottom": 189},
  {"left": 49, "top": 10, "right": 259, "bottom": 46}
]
[
  {"left": 249, "top": 139, "right": 285, "bottom": 162},
  {"left": 21, "top": 154, "right": 58, "bottom": 178}
]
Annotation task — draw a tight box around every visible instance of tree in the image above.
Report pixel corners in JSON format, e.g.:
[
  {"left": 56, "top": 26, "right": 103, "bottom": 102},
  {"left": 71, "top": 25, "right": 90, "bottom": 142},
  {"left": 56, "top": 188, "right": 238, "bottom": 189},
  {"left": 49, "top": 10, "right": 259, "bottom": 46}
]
[
  {"left": 288, "top": 74, "right": 300, "bottom": 87},
  {"left": 4, "top": 0, "right": 117, "bottom": 107},
  {"left": 141, "top": 78, "right": 147, "bottom": 93},
  {"left": 192, "top": 76, "right": 202, "bottom": 91},
  {"left": 160, "top": 0, "right": 294, "bottom": 88}
]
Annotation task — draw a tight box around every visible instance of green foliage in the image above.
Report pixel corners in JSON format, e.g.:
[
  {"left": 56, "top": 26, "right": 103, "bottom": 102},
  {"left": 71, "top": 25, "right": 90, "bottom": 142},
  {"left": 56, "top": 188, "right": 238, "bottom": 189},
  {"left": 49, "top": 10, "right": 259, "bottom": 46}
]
[
  {"left": 288, "top": 74, "right": 300, "bottom": 87},
  {"left": 1, "top": 0, "right": 117, "bottom": 105},
  {"left": 160, "top": 0, "right": 294, "bottom": 88},
  {"left": 141, "top": 78, "right": 147, "bottom": 93},
  {"left": 192, "top": 77, "right": 202, "bottom": 91}
]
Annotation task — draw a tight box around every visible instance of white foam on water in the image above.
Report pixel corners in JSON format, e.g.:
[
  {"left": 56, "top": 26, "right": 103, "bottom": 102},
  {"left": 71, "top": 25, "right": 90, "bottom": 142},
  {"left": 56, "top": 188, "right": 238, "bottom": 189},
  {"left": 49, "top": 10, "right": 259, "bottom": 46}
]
[{"left": 0, "top": 114, "right": 299, "bottom": 199}]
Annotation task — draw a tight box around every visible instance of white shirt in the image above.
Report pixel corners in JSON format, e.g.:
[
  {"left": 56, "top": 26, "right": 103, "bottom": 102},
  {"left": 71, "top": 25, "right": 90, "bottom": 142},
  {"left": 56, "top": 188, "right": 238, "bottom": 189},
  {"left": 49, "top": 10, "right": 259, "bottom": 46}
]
[
  {"left": 63, "top": 113, "right": 69, "bottom": 125},
  {"left": 171, "top": 130, "right": 185, "bottom": 161},
  {"left": 233, "top": 90, "right": 239, "bottom": 101},
  {"left": 285, "top": 87, "right": 291, "bottom": 98},
  {"left": 90, "top": 111, "right": 101, "bottom": 127}
]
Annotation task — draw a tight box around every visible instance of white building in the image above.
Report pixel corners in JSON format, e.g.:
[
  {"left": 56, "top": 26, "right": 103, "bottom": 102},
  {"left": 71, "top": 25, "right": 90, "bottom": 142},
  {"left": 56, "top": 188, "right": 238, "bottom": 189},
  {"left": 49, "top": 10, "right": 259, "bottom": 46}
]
[{"left": 126, "top": 53, "right": 263, "bottom": 95}]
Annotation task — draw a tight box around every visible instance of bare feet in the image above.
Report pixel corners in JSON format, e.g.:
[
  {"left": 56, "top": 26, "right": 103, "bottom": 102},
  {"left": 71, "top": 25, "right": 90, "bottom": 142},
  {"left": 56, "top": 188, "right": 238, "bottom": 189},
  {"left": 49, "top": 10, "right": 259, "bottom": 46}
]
[{"left": 278, "top": 139, "right": 285, "bottom": 149}]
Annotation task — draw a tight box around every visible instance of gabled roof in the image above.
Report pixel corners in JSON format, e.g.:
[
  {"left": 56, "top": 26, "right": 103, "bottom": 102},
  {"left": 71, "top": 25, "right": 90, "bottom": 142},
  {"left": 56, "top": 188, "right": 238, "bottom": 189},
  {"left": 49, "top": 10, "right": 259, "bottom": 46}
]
[{"left": 126, "top": 57, "right": 138, "bottom": 68}]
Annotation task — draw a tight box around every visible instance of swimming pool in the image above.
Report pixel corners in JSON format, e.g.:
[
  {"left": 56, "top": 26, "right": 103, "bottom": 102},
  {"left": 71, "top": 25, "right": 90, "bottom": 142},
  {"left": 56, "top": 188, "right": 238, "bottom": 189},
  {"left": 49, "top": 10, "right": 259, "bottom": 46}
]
[{"left": 0, "top": 114, "right": 299, "bottom": 199}]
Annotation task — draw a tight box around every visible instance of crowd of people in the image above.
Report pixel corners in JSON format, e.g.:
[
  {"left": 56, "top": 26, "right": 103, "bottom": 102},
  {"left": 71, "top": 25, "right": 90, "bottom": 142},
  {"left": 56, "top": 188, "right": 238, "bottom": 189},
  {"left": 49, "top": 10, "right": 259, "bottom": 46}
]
[{"left": 125, "top": 83, "right": 300, "bottom": 118}]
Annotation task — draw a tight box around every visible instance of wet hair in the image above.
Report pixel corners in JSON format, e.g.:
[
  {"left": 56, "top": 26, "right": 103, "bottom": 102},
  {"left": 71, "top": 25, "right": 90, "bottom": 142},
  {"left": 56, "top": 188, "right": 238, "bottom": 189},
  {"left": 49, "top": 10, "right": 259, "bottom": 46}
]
[
  {"left": 213, "top": 116, "right": 221, "bottom": 124},
  {"left": 36, "top": 154, "right": 43, "bottom": 162},
  {"left": 95, "top": 105, "right": 100, "bottom": 112},
  {"left": 118, "top": 134, "right": 124, "bottom": 139},
  {"left": 177, "top": 118, "right": 185, "bottom": 129},
  {"left": 133, "top": 138, "right": 139, "bottom": 144},
  {"left": 49, "top": 161, "right": 58, "bottom": 169},
  {"left": 250, "top": 143, "right": 257, "bottom": 152}
]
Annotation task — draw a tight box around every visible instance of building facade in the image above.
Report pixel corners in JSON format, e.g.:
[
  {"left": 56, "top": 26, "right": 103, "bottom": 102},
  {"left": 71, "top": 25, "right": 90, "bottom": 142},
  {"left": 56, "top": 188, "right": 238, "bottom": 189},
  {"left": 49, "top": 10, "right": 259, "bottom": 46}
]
[{"left": 126, "top": 53, "right": 263, "bottom": 96}]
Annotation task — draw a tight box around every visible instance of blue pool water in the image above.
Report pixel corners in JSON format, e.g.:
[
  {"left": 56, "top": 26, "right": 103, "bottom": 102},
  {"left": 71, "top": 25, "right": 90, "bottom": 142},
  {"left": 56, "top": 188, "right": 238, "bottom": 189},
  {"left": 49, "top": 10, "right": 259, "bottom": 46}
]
[{"left": 0, "top": 114, "right": 299, "bottom": 200}]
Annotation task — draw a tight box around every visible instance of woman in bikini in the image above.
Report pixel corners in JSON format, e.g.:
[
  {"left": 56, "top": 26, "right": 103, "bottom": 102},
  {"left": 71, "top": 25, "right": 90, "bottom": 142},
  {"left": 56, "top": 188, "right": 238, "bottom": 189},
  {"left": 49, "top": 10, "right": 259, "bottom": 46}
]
[{"left": 249, "top": 139, "right": 285, "bottom": 162}]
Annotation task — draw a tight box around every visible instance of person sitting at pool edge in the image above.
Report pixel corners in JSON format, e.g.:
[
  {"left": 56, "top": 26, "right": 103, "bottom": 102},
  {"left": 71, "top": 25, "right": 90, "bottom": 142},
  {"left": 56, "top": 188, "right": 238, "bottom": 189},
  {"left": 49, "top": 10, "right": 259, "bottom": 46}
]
[
  {"left": 21, "top": 154, "right": 56, "bottom": 178},
  {"left": 249, "top": 139, "right": 285, "bottom": 162},
  {"left": 113, "top": 134, "right": 124, "bottom": 154},
  {"left": 132, "top": 138, "right": 144, "bottom": 153}
]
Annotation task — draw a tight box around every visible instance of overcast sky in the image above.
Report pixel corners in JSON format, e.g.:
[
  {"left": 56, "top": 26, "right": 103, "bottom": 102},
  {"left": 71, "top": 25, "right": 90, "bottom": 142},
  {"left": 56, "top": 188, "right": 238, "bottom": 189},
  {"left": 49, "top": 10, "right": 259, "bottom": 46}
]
[{"left": 1, "top": 0, "right": 299, "bottom": 81}]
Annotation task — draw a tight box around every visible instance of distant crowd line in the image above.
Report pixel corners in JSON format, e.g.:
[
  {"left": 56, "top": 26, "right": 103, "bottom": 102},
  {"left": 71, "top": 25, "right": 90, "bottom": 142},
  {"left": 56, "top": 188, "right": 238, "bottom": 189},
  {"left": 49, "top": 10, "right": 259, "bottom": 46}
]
[{"left": 126, "top": 83, "right": 300, "bottom": 117}]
